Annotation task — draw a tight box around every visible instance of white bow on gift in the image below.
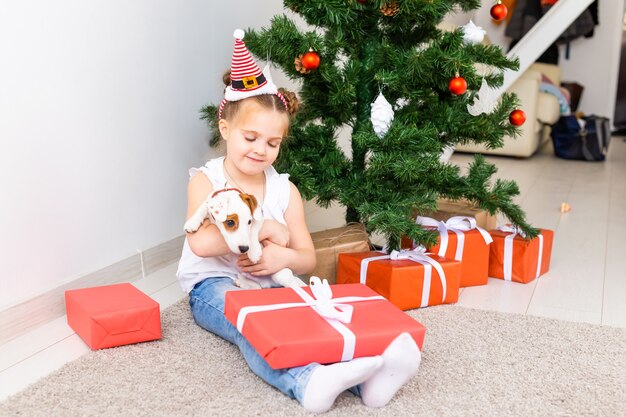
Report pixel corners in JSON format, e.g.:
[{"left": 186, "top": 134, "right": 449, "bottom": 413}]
[
  {"left": 497, "top": 225, "right": 543, "bottom": 281},
  {"left": 304, "top": 276, "right": 354, "bottom": 323},
  {"left": 359, "top": 247, "right": 448, "bottom": 308},
  {"left": 416, "top": 215, "right": 493, "bottom": 261},
  {"left": 236, "top": 276, "right": 385, "bottom": 362}
]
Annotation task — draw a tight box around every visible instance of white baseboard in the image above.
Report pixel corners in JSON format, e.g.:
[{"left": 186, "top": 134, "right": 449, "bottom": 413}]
[{"left": 0, "top": 235, "right": 185, "bottom": 346}]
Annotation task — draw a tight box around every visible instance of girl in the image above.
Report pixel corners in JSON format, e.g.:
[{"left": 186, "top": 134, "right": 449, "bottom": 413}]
[{"left": 176, "top": 30, "right": 421, "bottom": 413}]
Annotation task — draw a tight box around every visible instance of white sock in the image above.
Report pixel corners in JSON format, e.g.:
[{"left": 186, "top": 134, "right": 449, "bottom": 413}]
[
  {"left": 360, "top": 332, "right": 422, "bottom": 408},
  {"left": 301, "top": 356, "right": 383, "bottom": 413}
]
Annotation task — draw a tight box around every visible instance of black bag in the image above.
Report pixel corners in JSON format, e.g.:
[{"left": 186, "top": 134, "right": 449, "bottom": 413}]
[{"left": 550, "top": 115, "right": 611, "bottom": 161}]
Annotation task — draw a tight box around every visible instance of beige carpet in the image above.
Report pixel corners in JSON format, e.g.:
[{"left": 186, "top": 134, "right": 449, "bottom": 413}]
[{"left": 2, "top": 299, "right": 625, "bottom": 417}]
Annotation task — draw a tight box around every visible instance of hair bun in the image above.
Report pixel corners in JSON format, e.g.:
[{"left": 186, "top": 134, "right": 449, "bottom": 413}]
[
  {"left": 278, "top": 88, "right": 300, "bottom": 116},
  {"left": 222, "top": 71, "right": 231, "bottom": 87}
]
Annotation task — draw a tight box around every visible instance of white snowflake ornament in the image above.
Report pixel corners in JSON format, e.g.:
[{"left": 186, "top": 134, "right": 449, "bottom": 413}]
[
  {"left": 371, "top": 92, "right": 394, "bottom": 138},
  {"left": 467, "top": 78, "right": 499, "bottom": 116},
  {"left": 461, "top": 20, "right": 486, "bottom": 45}
]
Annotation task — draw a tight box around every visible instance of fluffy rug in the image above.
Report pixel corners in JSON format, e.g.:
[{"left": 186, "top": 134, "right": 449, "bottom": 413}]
[{"left": 1, "top": 298, "right": 624, "bottom": 416}]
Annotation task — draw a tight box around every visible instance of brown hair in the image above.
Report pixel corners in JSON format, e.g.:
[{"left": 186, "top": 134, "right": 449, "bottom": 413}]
[{"left": 220, "top": 71, "right": 300, "bottom": 121}]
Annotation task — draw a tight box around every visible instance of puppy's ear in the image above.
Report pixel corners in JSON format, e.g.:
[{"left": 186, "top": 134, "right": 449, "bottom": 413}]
[
  {"left": 207, "top": 195, "right": 228, "bottom": 222},
  {"left": 240, "top": 193, "right": 263, "bottom": 221}
]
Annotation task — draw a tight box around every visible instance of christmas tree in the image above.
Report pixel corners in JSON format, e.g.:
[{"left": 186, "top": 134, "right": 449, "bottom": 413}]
[{"left": 201, "top": 0, "right": 538, "bottom": 250}]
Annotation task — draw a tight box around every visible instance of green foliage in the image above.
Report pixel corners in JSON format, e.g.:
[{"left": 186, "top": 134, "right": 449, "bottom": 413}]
[{"left": 200, "top": 0, "right": 539, "bottom": 249}]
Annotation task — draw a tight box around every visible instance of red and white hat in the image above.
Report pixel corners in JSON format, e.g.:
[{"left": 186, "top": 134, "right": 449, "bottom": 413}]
[{"left": 219, "top": 29, "right": 286, "bottom": 118}]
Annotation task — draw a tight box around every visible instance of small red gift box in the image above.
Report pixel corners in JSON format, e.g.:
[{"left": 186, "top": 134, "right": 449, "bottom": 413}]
[
  {"left": 417, "top": 216, "right": 493, "bottom": 287},
  {"left": 65, "top": 283, "right": 161, "bottom": 350},
  {"left": 224, "top": 281, "right": 426, "bottom": 370},
  {"left": 488, "top": 227, "right": 554, "bottom": 283},
  {"left": 336, "top": 250, "right": 461, "bottom": 311}
]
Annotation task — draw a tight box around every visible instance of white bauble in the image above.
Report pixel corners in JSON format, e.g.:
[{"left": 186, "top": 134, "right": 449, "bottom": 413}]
[
  {"left": 371, "top": 92, "right": 394, "bottom": 138},
  {"left": 461, "top": 20, "right": 486, "bottom": 45}
]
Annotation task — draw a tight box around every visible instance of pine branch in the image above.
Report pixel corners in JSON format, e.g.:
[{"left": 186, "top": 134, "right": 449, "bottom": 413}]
[{"left": 199, "top": 104, "right": 220, "bottom": 147}]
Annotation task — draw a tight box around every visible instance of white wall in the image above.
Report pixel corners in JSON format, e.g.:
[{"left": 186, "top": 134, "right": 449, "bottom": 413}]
[
  {"left": 474, "top": 1, "right": 625, "bottom": 120},
  {"left": 0, "top": 0, "right": 287, "bottom": 309}
]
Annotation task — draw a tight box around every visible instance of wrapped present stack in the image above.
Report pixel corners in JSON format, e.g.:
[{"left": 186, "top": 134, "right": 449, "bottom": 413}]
[{"left": 334, "top": 200, "right": 554, "bottom": 311}]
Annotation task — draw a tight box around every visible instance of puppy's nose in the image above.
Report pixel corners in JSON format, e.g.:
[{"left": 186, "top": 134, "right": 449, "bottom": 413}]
[{"left": 238, "top": 245, "right": 249, "bottom": 254}]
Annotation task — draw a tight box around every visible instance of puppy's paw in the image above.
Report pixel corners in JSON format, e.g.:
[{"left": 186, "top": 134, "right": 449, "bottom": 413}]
[
  {"left": 183, "top": 217, "right": 202, "bottom": 233},
  {"left": 247, "top": 243, "right": 263, "bottom": 264},
  {"left": 272, "top": 269, "right": 305, "bottom": 288}
]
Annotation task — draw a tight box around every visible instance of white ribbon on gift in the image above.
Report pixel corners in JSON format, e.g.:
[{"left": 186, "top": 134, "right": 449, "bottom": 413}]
[
  {"left": 359, "top": 247, "right": 447, "bottom": 308},
  {"left": 235, "top": 277, "right": 385, "bottom": 362},
  {"left": 415, "top": 216, "right": 493, "bottom": 261},
  {"left": 497, "top": 225, "right": 544, "bottom": 281}
]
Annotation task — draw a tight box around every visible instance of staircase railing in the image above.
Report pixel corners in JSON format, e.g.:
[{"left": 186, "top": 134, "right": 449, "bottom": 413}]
[{"left": 498, "top": 0, "right": 595, "bottom": 94}]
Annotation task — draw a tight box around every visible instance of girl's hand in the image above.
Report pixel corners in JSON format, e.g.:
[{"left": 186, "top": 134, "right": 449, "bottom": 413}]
[
  {"left": 259, "top": 220, "right": 289, "bottom": 247},
  {"left": 237, "top": 240, "right": 288, "bottom": 276}
]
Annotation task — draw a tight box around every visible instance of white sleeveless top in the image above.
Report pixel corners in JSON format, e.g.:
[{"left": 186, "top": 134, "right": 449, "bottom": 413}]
[{"left": 176, "top": 156, "right": 291, "bottom": 293}]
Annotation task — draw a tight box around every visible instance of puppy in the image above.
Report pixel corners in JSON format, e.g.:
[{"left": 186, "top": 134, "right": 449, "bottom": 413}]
[{"left": 184, "top": 188, "right": 305, "bottom": 289}]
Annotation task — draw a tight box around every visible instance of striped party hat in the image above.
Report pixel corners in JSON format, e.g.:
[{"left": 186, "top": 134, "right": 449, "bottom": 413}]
[{"left": 224, "top": 29, "right": 278, "bottom": 102}]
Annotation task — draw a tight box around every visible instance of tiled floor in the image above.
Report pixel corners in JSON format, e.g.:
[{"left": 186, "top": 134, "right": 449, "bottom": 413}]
[{"left": 1, "top": 137, "right": 625, "bottom": 402}]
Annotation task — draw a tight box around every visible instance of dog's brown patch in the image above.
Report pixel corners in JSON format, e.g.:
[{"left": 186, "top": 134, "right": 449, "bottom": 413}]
[
  {"left": 239, "top": 193, "right": 258, "bottom": 216},
  {"left": 223, "top": 214, "right": 239, "bottom": 231}
]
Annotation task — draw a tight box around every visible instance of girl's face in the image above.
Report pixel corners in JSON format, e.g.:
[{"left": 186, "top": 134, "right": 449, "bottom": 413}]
[{"left": 219, "top": 100, "right": 289, "bottom": 177}]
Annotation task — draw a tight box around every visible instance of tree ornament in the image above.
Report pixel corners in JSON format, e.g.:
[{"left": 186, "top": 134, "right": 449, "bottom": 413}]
[
  {"left": 380, "top": 2, "right": 399, "bottom": 17},
  {"left": 468, "top": 78, "right": 499, "bottom": 115},
  {"left": 490, "top": 1, "right": 508, "bottom": 21},
  {"left": 294, "top": 54, "right": 311, "bottom": 74},
  {"left": 461, "top": 20, "right": 486, "bottom": 45},
  {"left": 371, "top": 92, "right": 394, "bottom": 138},
  {"left": 301, "top": 50, "right": 320, "bottom": 71},
  {"left": 448, "top": 74, "right": 467, "bottom": 95},
  {"left": 357, "top": 0, "right": 367, "bottom": 3},
  {"left": 509, "top": 109, "right": 526, "bottom": 126}
]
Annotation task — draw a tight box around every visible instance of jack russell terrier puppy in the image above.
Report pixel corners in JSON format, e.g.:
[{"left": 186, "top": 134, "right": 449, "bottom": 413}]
[{"left": 184, "top": 188, "right": 305, "bottom": 289}]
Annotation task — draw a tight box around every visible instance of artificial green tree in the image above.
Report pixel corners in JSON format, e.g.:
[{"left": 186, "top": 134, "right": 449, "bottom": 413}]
[{"left": 202, "top": 0, "right": 538, "bottom": 250}]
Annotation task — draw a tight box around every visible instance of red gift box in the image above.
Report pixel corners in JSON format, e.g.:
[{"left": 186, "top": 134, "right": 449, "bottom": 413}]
[
  {"left": 418, "top": 216, "right": 493, "bottom": 287},
  {"left": 488, "top": 227, "right": 554, "bottom": 283},
  {"left": 224, "top": 281, "right": 426, "bottom": 370},
  {"left": 65, "top": 283, "right": 161, "bottom": 350},
  {"left": 336, "top": 250, "right": 461, "bottom": 311}
]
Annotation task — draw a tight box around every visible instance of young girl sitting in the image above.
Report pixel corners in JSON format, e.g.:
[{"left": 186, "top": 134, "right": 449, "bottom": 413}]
[{"left": 176, "top": 30, "right": 422, "bottom": 413}]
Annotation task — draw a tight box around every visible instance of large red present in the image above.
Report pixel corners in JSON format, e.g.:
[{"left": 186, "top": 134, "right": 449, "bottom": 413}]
[
  {"left": 65, "top": 283, "right": 161, "bottom": 350},
  {"left": 416, "top": 216, "right": 493, "bottom": 287},
  {"left": 488, "top": 226, "right": 554, "bottom": 283},
  {"left": 336, "top": 249, "right": 461, "bottom": 311},
  {"left": 224, "top": 279, "right": 426, "bottom": 370}
]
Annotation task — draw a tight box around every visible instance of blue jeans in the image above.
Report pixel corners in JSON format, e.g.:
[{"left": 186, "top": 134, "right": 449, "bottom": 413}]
[{"left": 189, "top": 277, "right": 320, "bottom": 404}]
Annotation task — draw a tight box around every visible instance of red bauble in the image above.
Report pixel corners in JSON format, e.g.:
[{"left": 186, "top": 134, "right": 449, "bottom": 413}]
[
  {"left": 448, "top": 76, "right": 467, "bottom": 95},
  {"left": 357, "top": 0, "right": 367, "bottom": 3},
  {"left": 509, "top": 109, "right": 526, "bottom": 126},
  {"left": 301, "top": 50, "right": 321, "bottom": 70},
  {"left": 490, "top": 3, "right": 508, "bottom": 21}
]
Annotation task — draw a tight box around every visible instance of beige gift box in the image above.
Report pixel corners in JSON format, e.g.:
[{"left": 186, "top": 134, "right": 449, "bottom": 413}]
[
  {"left": 303, "top": 223, "right": 371, "bottom": 284},
  {"left": 428, "top": 199, "right": 497, "bottom": 231}
]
